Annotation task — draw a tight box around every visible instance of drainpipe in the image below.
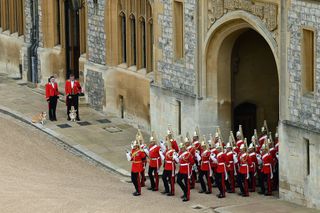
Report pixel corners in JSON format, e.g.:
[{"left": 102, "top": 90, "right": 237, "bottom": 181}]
[{"left": 29, "top": 0, "right": 39, "bottom": 84}]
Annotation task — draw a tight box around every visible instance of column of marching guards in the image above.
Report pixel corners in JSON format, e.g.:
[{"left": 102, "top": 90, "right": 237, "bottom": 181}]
[{"left": 126, "top": 121, "right": 279, "bottom": 202}]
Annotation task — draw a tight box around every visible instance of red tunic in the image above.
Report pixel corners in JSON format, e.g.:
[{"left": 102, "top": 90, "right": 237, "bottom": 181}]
[
  {"left": 216, "top": 152, "right": 228, "bottom": 174},
  {"left": 65, "top": 80, "right": 82, "bottom": 95},
  {"left": 226, "top": 151, "right": 236, "bottom": 172},
  {"left": 130, "top": 148, "right": 146, "bottom": 173},
  {"left": 261, "top": 153, "right": 273, "bottom": 174},
  {"left": 178, "top": 151, "right": 194, "bottom": 175},
  {"left": 148, "top": 144, "right": 162, "bottom": 168},
  {"left": 170, "top": 139, "right": 179, "bottom": 153},
  {"left": 164, "top": 149, "right": 176, "bottom": 171},
  {"left": 238, "top": 152, "right": 252, "bottom": 175},
  {"left": 45, "top": 83, "right": 59, "bottom": 99},
  {"left": 236, "top": 139, "right": 244, "bottom": 148},
  {"left": 200, "top": 150, "right": 211, "bottom": 171},
  {"left": 193, "top": 140, "right": 202, "bottom": 152},
  {"left": 248, "top": 152, "right": 258, "bottom": 173}
]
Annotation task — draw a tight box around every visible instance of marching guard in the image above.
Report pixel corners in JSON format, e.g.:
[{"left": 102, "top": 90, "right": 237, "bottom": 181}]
[
  {"left": 126, "top": 140, "right": 146, "bottom": 196},
  {"left": 259, "top": 141, "right": 273, "bottom": 196},
  {"left": 161, "top": 138, "right": 177, "bottom": 196},
  {"left": 143, "top": 132, "right": 162, "bottom": 191},
  {"left": 215, "top": 140, "right": 228, "bottom": 198},
  {"left": 175, "top": 139, "right": 195, "bottom": 202},
  {"left": 237, "top": 142, "right": 252, "bottom": 197},
  {"left": 225, "top": 133, "right": 238, "bottom": 193}
]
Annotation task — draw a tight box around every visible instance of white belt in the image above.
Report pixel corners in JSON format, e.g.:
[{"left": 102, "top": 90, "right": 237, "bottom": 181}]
[
  {"left": 151, "top": 157, "right": 160, "bottom": 160},
  {"left": 180, "top": 163, "right": 189, "bottom": 166},
  {"left": 166, "top": 160, "right": 173, "bottom": 164},
  {"left": 218, "top": 163, "right": 228, "bottom": 180}
]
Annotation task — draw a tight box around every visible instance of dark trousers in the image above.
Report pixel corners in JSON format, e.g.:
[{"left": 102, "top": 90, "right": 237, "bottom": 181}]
[
  {"left": 131, "top": 172, "right": 141, "bottom": 193},
  {"left": 260, "top": 173, "right": 272, "bottom": 195},
  {"left": 162, "top": 170, "right": 175, "bottom": 194},
  {"left": 148, "top": 166, "right": 159, "bottom": 190},
  {"left": 237, "top": 173, "right": 249, "bottom": 196},
  {"left": 48, "top": 96, "right": 58, "bottom": 120},
  {"left": 177, "top": 173, "right": 190, "bottom": 199},
  {"left": 249, "top": 171, "right": 256, "bottom": 192},
  {"left": 67, "top": 94, "right": 79, "bottom": 119},
  {"left": 215, "top": 173, "right": 225, "bottom": 196},
  {"left": 199, "top": 170, "right": 212, "bottom": 192},
  {"left": 226, "top": 170, "right": 235, "bottom": 192}
]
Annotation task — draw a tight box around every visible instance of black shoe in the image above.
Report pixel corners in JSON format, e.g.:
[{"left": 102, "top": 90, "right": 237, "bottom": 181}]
[
  {"left": 258, "top": 191, "right": 265, "bottom": 195},
  {"left": 217, "top": 194, "right": 225, "bottom": 198},
  {"left": 152, "top": 188, "right": 158, "bottom": 191},
  {"left": 238, "top": 192, "right": 243, "bottom": 196},
  {"left": 147, "top": 187, "right": 154, "bottom": 191},
  {"left": 133, "top": 192, "right": 141, "bottom": 196},
  {"left": 265, "top": 193, "right": 272, "bottom": 196},
  {"left": 76, "top": 118, "right": 80, "bottom": 121},
  {"left": 182, "top": 198, "right": 189, "bottom": 202},
  {"left": 180, "top": 195, "right": 186, "bottom": 199},
  {"left": 198, "top": 190, "right": 205, "bottom": 194},
  {"left": 167, "top": 193, "right": 174, "bottom": 196},
  {"left": 205, "top": 191, "right": 212, "bottom": 194},
  {"left": 161, "top": 191, "right": 168, "bottom": 195},
  {"left": 242, "top": 194, "right": 249, "bottom": 197}
]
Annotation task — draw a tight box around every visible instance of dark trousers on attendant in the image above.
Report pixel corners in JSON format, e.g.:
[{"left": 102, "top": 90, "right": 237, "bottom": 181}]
[
  {"left": 215, "top": 173, "right": 225, "bottom": 196},
  {"left": 260, "top": 173, "right": 272, "bottom": 195},
  {"left": 67, "top": 94, "right": 79, "bottom": 119},
  {"left": 249, "top": 172, "right": 256, "bottom": 192},
  {"left": 162, "top": 170, "right": 175, "bottom": 194},
  {"left": 148, "top": 166, "right": 159, "bottom": 190},
  {"left": 237, "top": 173, "right": 249, "bottom": 196},
  {"left": 131, "top": 172, "right": 141, "bottom": 193},
  {"left": 177, "top": 173, "right": 189, "bottom": 199},
  {"left": 199, "top": 170, "right": 212, "bottom": 192},
  {"left": 48, "top": 96, "right": 58, "bottom": 120}
]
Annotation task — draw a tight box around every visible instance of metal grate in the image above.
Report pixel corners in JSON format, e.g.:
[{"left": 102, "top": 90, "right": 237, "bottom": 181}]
[
  {"left": 103, "top": 126, "right": 122, "bottom": 133},
  {"left": 77, "top": 121, "right": 92, "bottom": 126},
  {"left": 97, "top": 119, "right": 111, "bottom": 124},
  {"left": 57, "top": 124, "right": 72, "bottom": 129}
]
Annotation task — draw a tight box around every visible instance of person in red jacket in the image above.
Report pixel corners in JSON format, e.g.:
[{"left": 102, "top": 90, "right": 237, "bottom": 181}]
[
  {"left": 215, "top": 142, "right": 228, "bottom": 198},
  {"left": 237, "top": 143, "right": 252, "bottom": 197},
  {"left": 259, "top": 144, "right": 273, "bottom": 196},
  {"left": 175, "top": 140, "right": 195, "bottom": 202},
  {"left": 225, "top": 142, "right": 237, "bottom": 193},
  {"left": 143, "top": 136, "right": 162, "bottom": 191},
  {"left": 45, "top": 76, "right": 60, "bottom": 121},
  {"left": 65, "top": 74, "right": 82, "bottom": 121},
  {"left": 248, "top": 141, "right": 259, "bottom": 192},
  {"left": 196, "top": 140, "right": 213, "bottom": 194},
  {"left": 167, "top": 129, "right": 179, "bottom": 153},
  {"left": 126, "top": 140, "right": 147, "bottom": 196},
  {"left": 161, "top": 140, "right": 177, "bottom": 196}
]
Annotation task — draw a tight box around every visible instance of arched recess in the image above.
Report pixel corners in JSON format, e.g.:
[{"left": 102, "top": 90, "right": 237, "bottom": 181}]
[{"left": 203, "top": 10, "right": 279, "bottom": 138}]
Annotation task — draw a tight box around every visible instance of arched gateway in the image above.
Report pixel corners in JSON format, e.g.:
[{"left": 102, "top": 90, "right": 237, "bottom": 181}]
[{"left": 203, "top": 11, "right": 279, "bottom": 139}]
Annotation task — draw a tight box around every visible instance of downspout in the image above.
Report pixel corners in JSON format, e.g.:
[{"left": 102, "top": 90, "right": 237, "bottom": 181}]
[{"left": 29, "top": 0, "right": 39, "bottom": 84}]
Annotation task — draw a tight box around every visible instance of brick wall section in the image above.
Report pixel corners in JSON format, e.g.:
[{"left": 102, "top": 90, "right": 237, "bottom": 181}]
[
  {"left": 287, "top": 0, "right": 320, "bottom": 130},
  {"left": 157, "top": 0, "right": 197, "bottom": 95},
  {"left": 87, "top": 0, "right": 106, "bottom": 65}
]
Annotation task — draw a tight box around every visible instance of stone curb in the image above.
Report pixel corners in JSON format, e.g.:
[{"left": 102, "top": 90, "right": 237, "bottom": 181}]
[{"left": 0, "top": 105, "right": 131, "bottom": 178}]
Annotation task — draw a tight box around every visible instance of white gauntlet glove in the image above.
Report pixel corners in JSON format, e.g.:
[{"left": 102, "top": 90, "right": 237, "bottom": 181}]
[
  {"left": 173, "top": 152, "right": 179, "bottom": 163},
  {"left": 126, "top": 151, "right": 131, "bottom": 161},
  {"left": 195, "top": 152, "right": 201, "bottom": 162},
  {"left": 159, "top": 150, "right": 165, "bottom": 161},
  {"left": 210, "top": 153, "right": 217, "bottom": 164},
  {"left": 159, "top": 140, "right": 166, "bottom": 152},
  {"left": 143, "top": 147, "right": 149, "bottom": 156}
]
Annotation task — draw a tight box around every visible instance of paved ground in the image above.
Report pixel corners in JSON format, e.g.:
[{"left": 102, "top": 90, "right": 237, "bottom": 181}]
[{"left": 0, "top": 73, "right": 319, "bottom": 213}]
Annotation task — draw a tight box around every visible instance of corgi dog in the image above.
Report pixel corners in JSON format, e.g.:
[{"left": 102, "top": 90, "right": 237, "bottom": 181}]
[
  {"left": 31, "top": 112, "right": 47, "bottom": 125},
  {"left": 69, "top": 107, "right": 77, "bottom": 122}
]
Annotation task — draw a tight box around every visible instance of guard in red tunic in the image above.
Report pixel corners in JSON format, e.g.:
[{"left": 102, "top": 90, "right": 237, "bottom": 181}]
[
  {"left": 196, "top": 139, "right": 213, "bottom": 194},
  {"left": 259, "top": 143, "right": 273, "bottom": 196},
  {"left": 185, "top": 135, "right": 197, "bottom": 189},
  {"left": 215, "top": 141, "right": 228, "bottom": 198},
  {"left": 175, "top": 140, "right": 195, "bottom": 202},
  {"left": 126, "top": 140, "right": 147, "bottom": 196},
  {"left": 167, "top": 128, "right": 179, "bottom": 152},
  {"left": 235, "top": 131, "right": 244, "bottom": 154},
  {"left": 237, "top": 143, "right": 252, "bottom": 197},
  {"left": 258, "top": 126, "right": 268, "bottom": 153},
  {"left": 161, "top": 140, "right": 177, "bottom": 196},
  {"left": 143, "top": 135, "right": 162, "bottom": 191},
  {"left": 45, "top": 76, "right": 60, "bottom": 121},
  {"left": 225, "top": 141, "right": 237, "bottom": 193},
  {"left": 65, "top": 74, "right": 82, "bottom": 121},
  {"left": 248, "top": 140, "right": 259, "bottom": 192}
]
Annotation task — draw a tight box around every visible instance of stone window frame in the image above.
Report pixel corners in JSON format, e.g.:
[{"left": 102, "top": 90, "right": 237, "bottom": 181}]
[
  {"left": 116, "top": 0, "right": 153, "bottom": 73},
  {"left": 79, "top": 4, "right": 87, "bottom": 55},
  {"left": 173, "top": 0, "right": 185, "bottom": 60},
  {"left": 300, "top": 26, "right": 316, "bottom": 96},
  {"left": 53, "top": 0, "right": 61, "bottom": 46}
]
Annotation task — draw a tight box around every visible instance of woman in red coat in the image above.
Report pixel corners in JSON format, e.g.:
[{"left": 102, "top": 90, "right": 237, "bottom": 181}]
[{"left": 45, "top": 76, "right": 60, "bottom": 121}]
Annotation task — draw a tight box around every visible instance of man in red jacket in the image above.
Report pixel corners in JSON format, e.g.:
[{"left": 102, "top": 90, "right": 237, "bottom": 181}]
[
  {"left": 175, "top": 140, "right": 195, "bottom": 202},
  {"left": 45, "top": 76, "right": 60, "bottom": 121},
  {"left": 259, "top": 143, "right": 274, "bottom": 196},
  {"left": 144, "top": 136, "right": 162, "bottom": 191},
  {"left": 237, "top": 143, "right": 252, "bottom": 197},
  {"left": 65, "top": 74, "right": 82, "bottom": 121},
  {"left": 126, "top": 140, "right": 147, "bottom": 196},
  {"left": 196, "top": 141, "right": 212, "bottom": 194},
  {"left": 215, "top": 142, "right": 228, "bottom": 198}
]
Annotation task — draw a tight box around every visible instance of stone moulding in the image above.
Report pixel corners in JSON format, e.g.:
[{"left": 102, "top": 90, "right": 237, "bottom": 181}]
[{"left": 207, "top": 0, "right": 278, "bottom": 32}]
